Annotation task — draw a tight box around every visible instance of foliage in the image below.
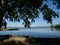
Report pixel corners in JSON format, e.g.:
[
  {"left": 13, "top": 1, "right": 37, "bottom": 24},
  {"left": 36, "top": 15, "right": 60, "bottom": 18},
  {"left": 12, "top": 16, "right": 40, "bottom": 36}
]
[
  {"left": 40, "top": 4, "right": 59, "bottom": 24},
  {"left": 0, "top": 0, "right": 60, "bottom": 28},
  {"left": 53, "top": 0, "right": 60, "bottom": 9},
  {"left": 54, "top": 24, "right": 60, "bottom": 28},
  {"left": 50, "top": 24, "right": 60, "bottom": 30}
]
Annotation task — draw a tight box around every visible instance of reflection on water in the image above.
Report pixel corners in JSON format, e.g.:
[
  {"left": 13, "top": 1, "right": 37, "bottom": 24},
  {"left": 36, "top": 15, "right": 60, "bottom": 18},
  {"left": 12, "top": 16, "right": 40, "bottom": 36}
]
[
  {"left": 54, "top": 28, "right": 60, "bottom": 31},
  {"left": 0, "top": 27, "right": 60, "bottom": 38}
]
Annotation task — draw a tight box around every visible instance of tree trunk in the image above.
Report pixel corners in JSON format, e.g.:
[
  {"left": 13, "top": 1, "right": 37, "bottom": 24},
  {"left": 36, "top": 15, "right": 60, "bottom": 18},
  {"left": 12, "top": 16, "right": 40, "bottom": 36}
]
[{"left": 0, "top": 10, "right": 4, "bottom": 29}]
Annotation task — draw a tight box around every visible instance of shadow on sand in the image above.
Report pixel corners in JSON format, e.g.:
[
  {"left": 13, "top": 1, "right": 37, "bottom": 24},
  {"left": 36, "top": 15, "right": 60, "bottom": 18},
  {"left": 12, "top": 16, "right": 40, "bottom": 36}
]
[{"left": 0, "top": 35, "right": 60, "bottom": 45}]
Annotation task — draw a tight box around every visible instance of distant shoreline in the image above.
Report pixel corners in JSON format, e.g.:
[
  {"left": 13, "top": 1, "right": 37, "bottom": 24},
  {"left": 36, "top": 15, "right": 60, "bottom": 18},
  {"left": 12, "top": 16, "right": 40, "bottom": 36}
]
[{"left": 7, "top": 26, "right": 50, "bottom": 29}]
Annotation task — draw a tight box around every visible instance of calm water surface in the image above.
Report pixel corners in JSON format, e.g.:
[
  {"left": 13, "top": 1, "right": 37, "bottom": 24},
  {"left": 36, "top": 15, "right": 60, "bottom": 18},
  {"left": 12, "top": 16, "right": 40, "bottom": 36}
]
[{"left": 0, "top": 27, "right": 60, "bottom": 38}]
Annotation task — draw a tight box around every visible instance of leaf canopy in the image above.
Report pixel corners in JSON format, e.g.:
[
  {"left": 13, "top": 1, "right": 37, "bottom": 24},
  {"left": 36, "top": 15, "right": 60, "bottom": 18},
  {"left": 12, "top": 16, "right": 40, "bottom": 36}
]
[{"left": 0, "top": 0, "right": 60, "bottom": 28}]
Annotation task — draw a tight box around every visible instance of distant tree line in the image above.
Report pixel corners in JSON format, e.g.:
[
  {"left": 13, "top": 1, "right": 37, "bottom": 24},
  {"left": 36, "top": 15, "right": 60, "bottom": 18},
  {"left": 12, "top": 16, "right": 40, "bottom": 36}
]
[{"left": 50, "top": 24, "right": 60, "bottom": 30}]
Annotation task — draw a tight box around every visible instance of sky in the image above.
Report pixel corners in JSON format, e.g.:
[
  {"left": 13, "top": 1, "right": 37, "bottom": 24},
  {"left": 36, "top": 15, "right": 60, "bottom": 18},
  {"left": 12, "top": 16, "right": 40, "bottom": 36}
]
[{"left": 7, "top": 1, "right": 60, "bottom": 27}]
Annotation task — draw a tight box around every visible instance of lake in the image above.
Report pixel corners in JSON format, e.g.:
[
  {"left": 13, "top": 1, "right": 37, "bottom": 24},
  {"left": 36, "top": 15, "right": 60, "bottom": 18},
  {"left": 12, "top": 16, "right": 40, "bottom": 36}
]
[{"left": 0, "top": 27, "right": 60, "bottom": 38}]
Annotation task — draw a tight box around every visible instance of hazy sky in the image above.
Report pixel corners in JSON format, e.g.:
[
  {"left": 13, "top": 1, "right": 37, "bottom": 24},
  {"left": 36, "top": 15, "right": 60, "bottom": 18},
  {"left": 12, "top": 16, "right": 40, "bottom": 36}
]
[{"left": 7, "top": 1, "right": 60, "bottom": 27}]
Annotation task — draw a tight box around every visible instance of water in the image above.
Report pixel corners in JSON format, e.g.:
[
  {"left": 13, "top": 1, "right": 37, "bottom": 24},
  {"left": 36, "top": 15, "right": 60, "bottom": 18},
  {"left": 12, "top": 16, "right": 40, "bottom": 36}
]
[{"left": 0, "top": 27, "right": 60, "bottom": 38}]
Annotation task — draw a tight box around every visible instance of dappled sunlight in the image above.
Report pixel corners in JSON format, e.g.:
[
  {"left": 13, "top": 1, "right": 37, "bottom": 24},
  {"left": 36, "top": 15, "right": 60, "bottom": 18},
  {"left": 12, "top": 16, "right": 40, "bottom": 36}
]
[
  {"left": 3, "top": 36, "right": 28, "bottom": 42},
  {"left": 0, "top": 35, "right": 60, "bottom": 45},
  {"left": 3, "top": 36, "right": 36, "bottom": 45}
]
